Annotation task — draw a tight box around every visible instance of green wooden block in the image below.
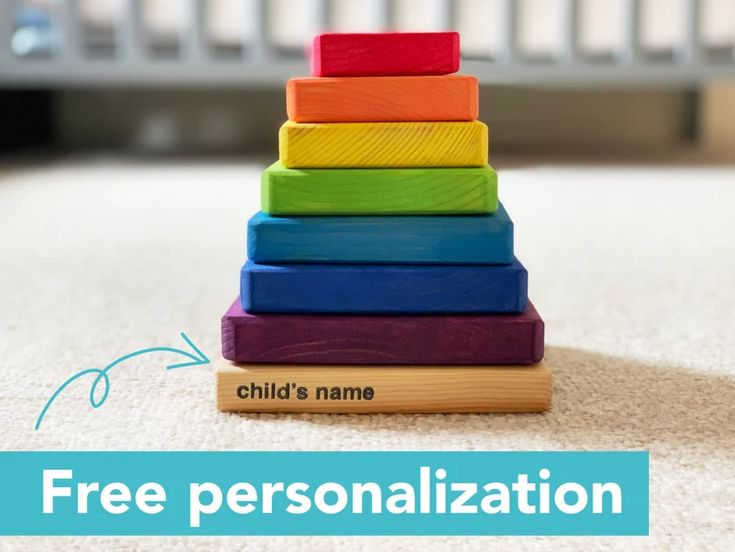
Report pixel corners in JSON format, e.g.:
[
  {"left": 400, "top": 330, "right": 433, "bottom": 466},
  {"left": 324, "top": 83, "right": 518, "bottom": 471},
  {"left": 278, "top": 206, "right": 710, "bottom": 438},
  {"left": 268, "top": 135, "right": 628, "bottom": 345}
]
[{"left": 260, "top": 162, "right": 498, "bottom": 215}]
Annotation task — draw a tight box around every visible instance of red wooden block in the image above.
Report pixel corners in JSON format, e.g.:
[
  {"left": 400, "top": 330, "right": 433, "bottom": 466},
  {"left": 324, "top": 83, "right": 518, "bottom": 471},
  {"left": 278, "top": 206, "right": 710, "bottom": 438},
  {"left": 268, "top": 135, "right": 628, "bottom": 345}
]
[{"left": 311, "top": 32, "right": 460, "bottom": 77}]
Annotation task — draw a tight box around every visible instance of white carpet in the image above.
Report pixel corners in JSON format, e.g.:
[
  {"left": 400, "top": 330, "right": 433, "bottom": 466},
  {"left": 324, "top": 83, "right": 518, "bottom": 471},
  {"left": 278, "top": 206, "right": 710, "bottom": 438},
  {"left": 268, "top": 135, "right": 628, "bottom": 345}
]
[{"left": 0, "top": 157, "right": 733, "bottom": 550}]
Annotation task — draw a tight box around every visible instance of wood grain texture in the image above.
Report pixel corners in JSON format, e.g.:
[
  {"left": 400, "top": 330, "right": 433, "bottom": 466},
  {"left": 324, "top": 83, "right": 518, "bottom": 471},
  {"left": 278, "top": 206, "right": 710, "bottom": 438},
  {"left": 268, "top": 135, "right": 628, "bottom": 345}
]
[
  {"left": 222, "top": 297, "right": 544, "bottom": 365},
  {"left": 287, "top": 75, "right": 478, "bottom": 123},
  {"left": 240, "top": 259, "right": 528, "bottom": 314},
  {"left": 279, "top": 121, "right": 488, "bottom": 169},
  {"left": 310, "top": 32, "right": 460, "bottom": 77},
  {"left": 217, "top": 359, "right": 551, "bottom": 413},
  {"left": 247, "top": 206, "right": 513, "bottom": 264},
  {"left": 261, "top": 162, "right": 497, "bottom": 215}
]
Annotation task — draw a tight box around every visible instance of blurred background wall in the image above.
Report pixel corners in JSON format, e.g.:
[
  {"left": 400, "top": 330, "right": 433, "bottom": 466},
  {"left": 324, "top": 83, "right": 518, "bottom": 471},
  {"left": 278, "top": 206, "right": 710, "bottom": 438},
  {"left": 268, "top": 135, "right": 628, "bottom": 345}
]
[{"left": 1, "top": 0, "right": 734, "bottom": 157}]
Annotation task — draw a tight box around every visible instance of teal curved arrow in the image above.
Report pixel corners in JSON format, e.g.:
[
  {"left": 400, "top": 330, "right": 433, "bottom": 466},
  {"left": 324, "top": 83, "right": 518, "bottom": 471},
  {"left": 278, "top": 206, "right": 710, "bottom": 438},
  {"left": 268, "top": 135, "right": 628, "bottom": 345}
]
[{"left": 34, "top": 332, "right": 209, "bottom": 430}]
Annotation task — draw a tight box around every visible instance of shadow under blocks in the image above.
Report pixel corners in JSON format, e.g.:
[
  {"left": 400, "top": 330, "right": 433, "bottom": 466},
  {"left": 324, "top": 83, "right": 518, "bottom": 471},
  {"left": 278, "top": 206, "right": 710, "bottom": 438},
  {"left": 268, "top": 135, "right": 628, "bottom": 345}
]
[{"left": 226, "top": 346, "right": 735, "bottom": 463}]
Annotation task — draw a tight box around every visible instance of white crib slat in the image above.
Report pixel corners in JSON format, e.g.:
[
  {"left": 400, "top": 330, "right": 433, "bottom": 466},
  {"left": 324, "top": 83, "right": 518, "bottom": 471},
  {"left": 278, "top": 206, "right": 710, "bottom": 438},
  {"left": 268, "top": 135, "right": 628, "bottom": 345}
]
[
  {"left": 618, "top": 0, "right": 641, "bottom": 64},
  {"left": 247, "top": 0, "right": 268, "bottom": 61},
  {"left": 316, "top": 0, "right": 331, "bottom": 32},
  {"left": 559, "top": 0, "right": 580, "bottom": 62},
  {"left": 58, "top": 0, "right": 81, "bottom": 60},
  {"left": 439, "top": 0, "right": 456, "bottom": 31},
  {"left": 378, "top": 0, "right": 393, "bottom": 31},
  {"left": 118, "top": 0, "right": 142, "bottom": 62},
  {"left": 183, "top": 0, "right": 206, "bottom": 61},
  {"left": 0, "top": 0, "right": 12, "bottom": 64},
  {"left": 679, "top": 0, "right": 702, "bottom": 64},
  {"left": 497, "top": 0, "right": 518, "bottom": 62}
]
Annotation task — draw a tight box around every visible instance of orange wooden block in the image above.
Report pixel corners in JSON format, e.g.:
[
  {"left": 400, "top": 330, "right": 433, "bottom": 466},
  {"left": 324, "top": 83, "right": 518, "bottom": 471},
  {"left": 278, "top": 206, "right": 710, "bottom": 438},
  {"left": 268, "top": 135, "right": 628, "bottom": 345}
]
[{"left": 287, "top": 75, "right": 479, "bottom": 123}]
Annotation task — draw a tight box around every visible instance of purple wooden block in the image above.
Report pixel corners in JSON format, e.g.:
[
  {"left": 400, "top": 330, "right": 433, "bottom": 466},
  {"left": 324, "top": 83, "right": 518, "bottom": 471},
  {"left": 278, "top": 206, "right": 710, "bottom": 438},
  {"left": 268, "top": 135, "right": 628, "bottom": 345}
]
[{"left": 221, "top": 297, "right": 544, "bottom": 365}]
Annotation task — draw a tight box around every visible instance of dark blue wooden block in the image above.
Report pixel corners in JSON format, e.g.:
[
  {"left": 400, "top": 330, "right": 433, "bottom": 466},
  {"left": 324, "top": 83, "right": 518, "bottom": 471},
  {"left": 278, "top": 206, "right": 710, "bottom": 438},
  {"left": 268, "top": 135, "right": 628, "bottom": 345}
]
[
  {"left": 240, "top": 259, "right": 528, "bottom": 314},
  {"left": 247, "top": 205, "right": 513, "bottom": 265}
]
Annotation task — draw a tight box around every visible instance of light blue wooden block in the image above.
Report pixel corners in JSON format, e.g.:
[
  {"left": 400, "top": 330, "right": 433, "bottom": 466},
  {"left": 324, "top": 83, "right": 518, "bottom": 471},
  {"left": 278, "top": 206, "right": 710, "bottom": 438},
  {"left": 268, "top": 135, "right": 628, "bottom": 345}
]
[{"left": 247, "top": 203, "right": 514, "bottom": 265}]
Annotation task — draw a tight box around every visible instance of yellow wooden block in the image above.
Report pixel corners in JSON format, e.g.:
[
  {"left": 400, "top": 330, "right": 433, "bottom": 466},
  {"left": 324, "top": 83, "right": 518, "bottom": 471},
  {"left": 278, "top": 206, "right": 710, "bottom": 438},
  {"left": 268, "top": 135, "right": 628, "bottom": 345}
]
[{"left": 279, "top": 120, "right": 488, "bottom": 168}]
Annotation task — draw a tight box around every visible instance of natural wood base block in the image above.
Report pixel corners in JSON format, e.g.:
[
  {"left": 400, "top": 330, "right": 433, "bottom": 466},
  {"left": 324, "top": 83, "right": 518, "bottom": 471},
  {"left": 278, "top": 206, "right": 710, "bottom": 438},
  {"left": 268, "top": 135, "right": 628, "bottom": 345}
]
[{"left": 216, "top": 360, "right": 551, "bottom": 413}]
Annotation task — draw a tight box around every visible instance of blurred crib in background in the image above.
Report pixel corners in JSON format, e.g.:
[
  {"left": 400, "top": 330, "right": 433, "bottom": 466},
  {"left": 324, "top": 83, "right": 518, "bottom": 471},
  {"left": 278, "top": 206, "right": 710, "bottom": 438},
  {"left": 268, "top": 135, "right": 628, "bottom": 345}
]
[
  {"left": 2, "top": 0, "right": 735, "bottom": 86},
  {"left": 2, "top": 1, "right": 735, "bottom": 156}
]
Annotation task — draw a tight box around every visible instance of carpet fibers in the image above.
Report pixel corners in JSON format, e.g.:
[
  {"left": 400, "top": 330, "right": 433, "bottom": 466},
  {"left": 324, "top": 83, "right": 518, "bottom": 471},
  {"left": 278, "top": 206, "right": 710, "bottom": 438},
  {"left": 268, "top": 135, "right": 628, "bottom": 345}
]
[{"left": 1, "top": 158, "right": 733, "bottom": 550}]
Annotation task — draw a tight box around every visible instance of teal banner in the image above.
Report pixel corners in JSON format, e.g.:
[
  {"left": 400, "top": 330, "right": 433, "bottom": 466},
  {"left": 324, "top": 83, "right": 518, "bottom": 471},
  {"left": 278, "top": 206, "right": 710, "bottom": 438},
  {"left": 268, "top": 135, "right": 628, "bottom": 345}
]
[{"left": 0, "top": 451, "right": 648, "bottom": 535}]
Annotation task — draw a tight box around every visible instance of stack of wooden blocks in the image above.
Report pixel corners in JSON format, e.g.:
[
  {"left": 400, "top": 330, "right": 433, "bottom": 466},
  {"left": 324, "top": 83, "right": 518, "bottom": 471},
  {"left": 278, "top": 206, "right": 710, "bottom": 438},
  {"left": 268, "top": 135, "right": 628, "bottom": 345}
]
[{"left": 217, "top": 32, "right": 551, "bottom": 413}]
